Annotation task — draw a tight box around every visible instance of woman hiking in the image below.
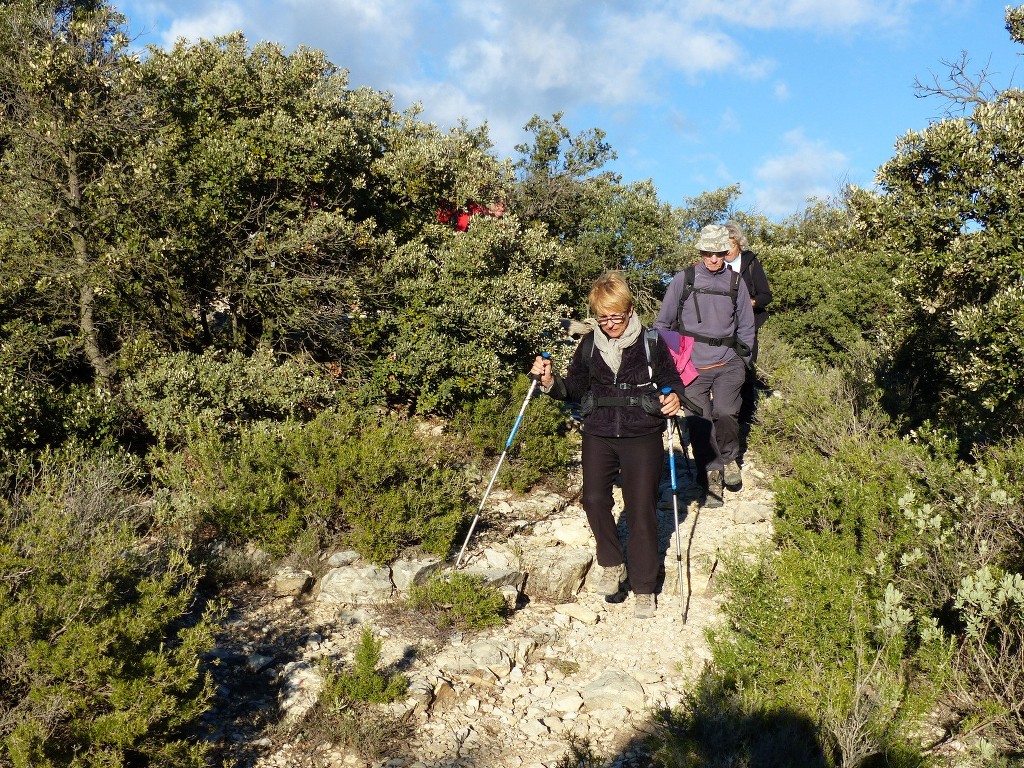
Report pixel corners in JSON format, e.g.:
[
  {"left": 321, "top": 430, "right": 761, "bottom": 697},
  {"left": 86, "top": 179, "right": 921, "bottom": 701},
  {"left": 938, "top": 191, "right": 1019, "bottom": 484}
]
[{"left": 530, "top": 271, "right": 684, "bottom": 619}]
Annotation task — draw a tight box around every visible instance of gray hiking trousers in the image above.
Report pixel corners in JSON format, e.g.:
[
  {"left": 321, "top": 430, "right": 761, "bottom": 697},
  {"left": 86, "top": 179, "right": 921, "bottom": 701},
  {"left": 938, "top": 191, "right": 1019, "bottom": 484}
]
[{"left": 683, "top": 356, "right": 745, "bottom": 472}]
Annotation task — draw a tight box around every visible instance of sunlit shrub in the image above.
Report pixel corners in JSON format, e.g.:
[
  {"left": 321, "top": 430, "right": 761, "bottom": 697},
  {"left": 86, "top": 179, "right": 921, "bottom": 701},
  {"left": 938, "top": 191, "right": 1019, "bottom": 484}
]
[
  {"left": 124, "top": 346, "right": 338, "bottom": 445},
  {"left": 151, "top": 405, "right": 469, "bottom": 563},
  {"left": 0, "top": 453, "right": 219, "bottom": 767},
  {"left": 407, "top": 572, "right": 508, "bottom": 630},
  {"left": 452, "top": 373, "right": 576, "bottom": 493}
]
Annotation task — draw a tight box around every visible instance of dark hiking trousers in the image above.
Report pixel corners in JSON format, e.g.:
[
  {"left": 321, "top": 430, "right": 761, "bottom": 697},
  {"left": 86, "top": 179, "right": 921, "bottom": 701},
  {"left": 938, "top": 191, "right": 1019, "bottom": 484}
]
[
  {"left": 580, "top": 430, "right": 663, "bottom": 595},
  {"left": 683, "top": 356, "right": 746, "bottom": 474}
]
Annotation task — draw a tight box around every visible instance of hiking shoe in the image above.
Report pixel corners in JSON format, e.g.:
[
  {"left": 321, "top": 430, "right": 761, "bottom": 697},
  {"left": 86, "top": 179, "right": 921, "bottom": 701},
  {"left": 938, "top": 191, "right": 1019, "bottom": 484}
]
[
  {"left": 634, "top": 592, "right": 656, "bottom": 619},
  {"left": 703, "top": 470, "right": 724, "bottom": 509},
  {"left": 723, "top": 461, "right": 742, "bottom": 491},
  {"left": 594, "top": 563, "right": 626, "bottom": 596}
]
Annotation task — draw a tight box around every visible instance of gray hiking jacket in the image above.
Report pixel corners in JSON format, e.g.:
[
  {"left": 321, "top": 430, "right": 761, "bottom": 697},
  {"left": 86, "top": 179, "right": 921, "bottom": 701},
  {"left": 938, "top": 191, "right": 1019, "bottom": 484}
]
[{"left": 653, "top": 262, "right": 756, "bottom": 369}]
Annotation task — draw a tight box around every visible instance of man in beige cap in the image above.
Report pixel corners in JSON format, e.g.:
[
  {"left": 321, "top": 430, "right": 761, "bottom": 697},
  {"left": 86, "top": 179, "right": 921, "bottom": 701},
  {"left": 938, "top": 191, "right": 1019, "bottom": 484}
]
[{"left": 654, "top": 224, "right": 756, "bottom": 507}]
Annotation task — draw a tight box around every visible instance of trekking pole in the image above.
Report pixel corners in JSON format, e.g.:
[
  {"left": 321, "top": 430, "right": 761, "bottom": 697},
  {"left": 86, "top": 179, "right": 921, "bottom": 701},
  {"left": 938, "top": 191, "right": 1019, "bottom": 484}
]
[
  {"left": 454, "top": 353, "right": 550, "bottom": 569},
  {"left": 663, "top": 388, "right": 686, "bottom": 618}
]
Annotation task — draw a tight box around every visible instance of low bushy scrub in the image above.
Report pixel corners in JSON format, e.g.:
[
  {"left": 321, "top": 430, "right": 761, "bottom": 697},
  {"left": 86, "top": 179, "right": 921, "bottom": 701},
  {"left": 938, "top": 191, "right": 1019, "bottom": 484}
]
[
  {"left": 695, "top": 335, "right": 951, "bottom": 765},
  {"left": 878, "top": 450, "right": 1024, "bottom": 752},
  {"left": 751, "top": 325, "right": 891, "bottom": 476},
  {"left": 648, "top": 668, "right": 831, "bottom": 767},
  {"left": 0, "top": 367, "right": 48, "bottom": 470},
  {"left": 151, "top": 405, "right": 470, "bottom": 563},
  {"left": 319, "top": 626, "right": 408, "bottom": 706},
  {"left": 693, "top": 331, "right": 1024, "bottom": 763},
  {"left": 298, "top": 626, "right": 412, "bottom": 761},
  {"left": 407, "top": 572, "right": 508, "bottom": 630},
  {"left": 124, "top": 346, "right": 339, "bottom": 445},
  {"left": 0, "top": 373, "right": 130, "bottom": 473},
  {"left": 452, "top": 372, "right": 576, "bottom": 493},
  {"left": 0, "top": 452, "right": 219, "bottom": 768},
  {"left": 756, "top": 243, "right": 896, "bottom": 371}
]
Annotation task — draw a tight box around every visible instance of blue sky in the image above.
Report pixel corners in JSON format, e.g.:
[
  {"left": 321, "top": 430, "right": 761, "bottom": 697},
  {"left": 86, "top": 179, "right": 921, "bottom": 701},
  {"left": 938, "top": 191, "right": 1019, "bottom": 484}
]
[{"left": 113, "top": 0, "right": 1020, "bottom": 220}]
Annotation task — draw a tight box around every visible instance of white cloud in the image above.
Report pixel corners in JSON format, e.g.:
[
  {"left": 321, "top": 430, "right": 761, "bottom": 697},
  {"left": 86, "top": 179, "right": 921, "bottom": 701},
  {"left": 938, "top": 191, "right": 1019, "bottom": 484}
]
[
  {"left": 751, "top": 129, "right": 849, "bottom": 217},
  {"left": 163, "top": 2, "right": 244, "bottom": 45},
  {"left": 774, "top": 81, "right": 790, "bottom": 100},
  {"left": 677, "top": 0, "right": 919, "bottom": 32}
]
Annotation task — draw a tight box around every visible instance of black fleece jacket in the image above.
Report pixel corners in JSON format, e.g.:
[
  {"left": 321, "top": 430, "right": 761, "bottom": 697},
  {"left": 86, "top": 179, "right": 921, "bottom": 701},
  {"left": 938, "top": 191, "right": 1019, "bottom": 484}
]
[
  {"left": 738, "top": 249, "right": 773, "bottom": 329},
  {"left": 547, "top": 329, "right": 685, "bottom": 438}
]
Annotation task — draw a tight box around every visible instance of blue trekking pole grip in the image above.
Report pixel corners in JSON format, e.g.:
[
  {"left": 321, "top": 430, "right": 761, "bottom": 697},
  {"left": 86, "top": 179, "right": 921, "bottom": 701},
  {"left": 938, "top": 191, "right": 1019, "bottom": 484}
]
[
  {"left": 455, "top": 352, "right": 550, "bottom": 568},
  {"left": 662, "top": 387, "right": 678, "bottom": 488}
]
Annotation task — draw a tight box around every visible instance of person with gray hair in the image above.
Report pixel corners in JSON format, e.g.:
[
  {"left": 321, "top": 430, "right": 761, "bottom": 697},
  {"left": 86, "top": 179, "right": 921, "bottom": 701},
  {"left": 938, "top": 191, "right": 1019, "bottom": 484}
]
[
  {"left": 722, "top": 220, "right": 773, "bottom": 424},
  {"left": 654, "top": 224, "right": 755, "bottom": 508}
]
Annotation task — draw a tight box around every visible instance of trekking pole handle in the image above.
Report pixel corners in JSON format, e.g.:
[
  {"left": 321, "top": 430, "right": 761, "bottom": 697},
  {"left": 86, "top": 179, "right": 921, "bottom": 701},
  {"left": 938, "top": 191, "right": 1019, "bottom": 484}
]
[
  {"left": 660, "top": 386, "right": 676, "bottom": 420},
  {"left": 529, "top": 351, "right": 551, "bottom": 382}
]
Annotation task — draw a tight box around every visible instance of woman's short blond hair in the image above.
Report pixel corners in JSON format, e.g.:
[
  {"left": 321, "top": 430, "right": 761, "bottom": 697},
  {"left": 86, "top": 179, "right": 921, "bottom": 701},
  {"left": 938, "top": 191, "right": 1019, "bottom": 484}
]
[{"left": 588, "top": 270, "right": 634, "bottom": 316}]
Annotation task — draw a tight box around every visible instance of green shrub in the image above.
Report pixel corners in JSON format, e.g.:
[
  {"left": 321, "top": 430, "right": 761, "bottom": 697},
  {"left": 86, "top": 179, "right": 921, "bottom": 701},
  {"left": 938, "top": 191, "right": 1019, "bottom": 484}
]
[
  {"left": 453, "top": 373, "right": 575, "bottom": 493},
  {"left": 706, "top": 330, "right": 951, "bottom": 766},
  {"left": 879, "top": 447, "right": 1024, "bottom": 752},
  {"left": 751, "top": 329, "right": 893, "bottom": 478},
  {"left": 298, "top": 627, "right": 412, "bottom": 761},
  {"left": 123, "top": 346, "right": 338, "bottom": 445},
  {"left": 756, "top": 246, "right": 896, "bottom": 371},
  {"left": 647, "top": 668, "right": 830, "bottom": 768},
  {"left": 285, "top": 408, "right": 470, "bottom": 563},
  {"left": 353, "top": 221, "right": 567, "bottom": 416},
  {"left": 149, "top": 421, "right": 306, "bottom": 554},
  {"left": 771, "top": 437, "right": 923, "bottom": 560},
  {"left": 0, "top": 453, "right": 219, "bottom": 768},
  {"left": 319, "top": 627, "right": 408, "bottom": 706},
  {"left": 0, "top": 367, "right": 48, "bottom": 469},
  {"left": 150, "top": 405, "right": 470, "bottom": 562},
  {"left": 407, "top": 572, "right": 508, "bottom": 630}
]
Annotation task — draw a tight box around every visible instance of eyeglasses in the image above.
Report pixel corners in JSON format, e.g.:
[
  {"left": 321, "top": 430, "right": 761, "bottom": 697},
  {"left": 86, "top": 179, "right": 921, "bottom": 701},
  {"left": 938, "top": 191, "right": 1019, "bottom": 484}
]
[
  {"left": 596, "top": 312, "right": 629, "bottom": 326},
  {"left": 699, "top": 251, "right": 729, "bottom": 259}
]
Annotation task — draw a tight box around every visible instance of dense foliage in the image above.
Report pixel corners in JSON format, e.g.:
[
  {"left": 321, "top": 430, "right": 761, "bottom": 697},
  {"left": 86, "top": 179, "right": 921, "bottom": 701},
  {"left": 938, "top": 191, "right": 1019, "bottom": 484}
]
[
  {"left": 0, "top": 454, "right": 219, "bottom": 767},
  {"left": 1, "top": 0, "right": 1023, "bottom": 765},
  {"left": 849, "top": 75, "right": 1024, "bottom": 445}
]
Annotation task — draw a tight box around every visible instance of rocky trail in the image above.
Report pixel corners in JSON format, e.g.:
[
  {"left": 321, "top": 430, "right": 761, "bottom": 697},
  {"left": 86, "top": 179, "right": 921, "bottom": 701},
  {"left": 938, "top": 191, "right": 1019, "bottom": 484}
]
[{"left": 200, "top": 433, "right": 775, "bottom": 768}]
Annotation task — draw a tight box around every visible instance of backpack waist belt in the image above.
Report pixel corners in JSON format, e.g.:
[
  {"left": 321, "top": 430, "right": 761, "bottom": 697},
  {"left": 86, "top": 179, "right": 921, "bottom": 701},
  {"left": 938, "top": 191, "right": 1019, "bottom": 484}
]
[
  {"left": 594, "top": 396, "right": 645, "bottom": 407},
  {"left": 682, "top": 331, "right": 750, "bottom": 357}
]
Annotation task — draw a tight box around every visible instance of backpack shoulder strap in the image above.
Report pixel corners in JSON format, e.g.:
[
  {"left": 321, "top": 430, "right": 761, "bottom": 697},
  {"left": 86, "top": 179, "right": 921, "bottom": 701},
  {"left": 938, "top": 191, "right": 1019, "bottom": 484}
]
[
  {"left": 675, "top": 265, "right": 696, "bottom": 330},
  {"left": 643, "top": 327, "right": 659, "bottom": 366},
  {"left": 580, "top": 330, "right": 595, "bottom": 369},
  {"left": 582, "top": 328, "right": 658, "bottom": 383}
]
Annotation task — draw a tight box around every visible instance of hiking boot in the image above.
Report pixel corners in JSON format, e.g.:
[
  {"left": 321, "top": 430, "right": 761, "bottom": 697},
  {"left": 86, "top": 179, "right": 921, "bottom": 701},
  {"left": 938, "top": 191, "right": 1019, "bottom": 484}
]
[
  {"left": 723, "top": 461, "right": 742, "bottom": 491},
  {"left": 594, "top": 563, "right": 626, "bottom": 596},
  {"left": 703, "top": 470, "right": 724, "bottom": 509},
  {"left": 633, "top": 592, "right": 656, "bottom": 619}
]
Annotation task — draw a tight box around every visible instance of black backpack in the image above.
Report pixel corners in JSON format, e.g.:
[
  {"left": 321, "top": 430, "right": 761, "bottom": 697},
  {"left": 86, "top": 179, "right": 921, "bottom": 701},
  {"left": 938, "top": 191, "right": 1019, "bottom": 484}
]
[
  {"left": 575, "top": 328, "right": 663, "bottom": 416},
  {"left": 674, "top": 265, "right": 750, "bottom": 358},
  {"left": 574, "top": 328, "right": 703, "bottom": 417}
]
